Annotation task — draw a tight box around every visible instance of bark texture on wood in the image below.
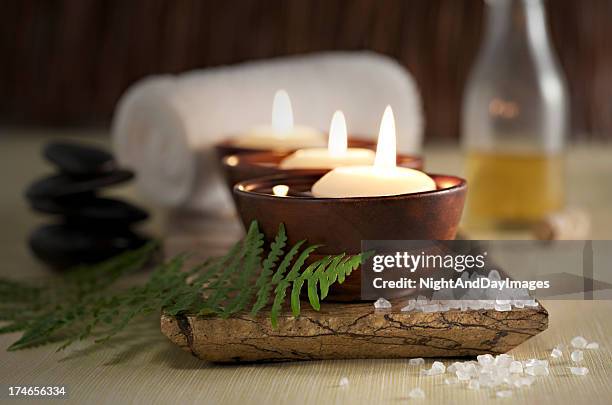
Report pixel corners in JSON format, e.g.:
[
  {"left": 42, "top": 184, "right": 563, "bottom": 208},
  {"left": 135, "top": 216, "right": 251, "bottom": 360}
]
[{"left": 161, "top": 301, "right": 548, "bottom": 363}]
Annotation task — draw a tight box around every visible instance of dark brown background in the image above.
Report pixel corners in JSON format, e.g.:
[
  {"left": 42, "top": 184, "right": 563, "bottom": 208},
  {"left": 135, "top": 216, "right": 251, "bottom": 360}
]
[{"left": 1, "top": 0, "right": 611, "bottom": 140}]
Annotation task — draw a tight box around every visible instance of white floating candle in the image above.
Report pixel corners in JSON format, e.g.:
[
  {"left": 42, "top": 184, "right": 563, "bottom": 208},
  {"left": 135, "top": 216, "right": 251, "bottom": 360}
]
[
  {"left": 233, "top": 89, "right": 326, "bottom": 150},
  {"left": 312, "top": 106, "right": 435, "bottom": 198},
  {"left": 279, "top": 111, "right": 375, "bottom": 169}
]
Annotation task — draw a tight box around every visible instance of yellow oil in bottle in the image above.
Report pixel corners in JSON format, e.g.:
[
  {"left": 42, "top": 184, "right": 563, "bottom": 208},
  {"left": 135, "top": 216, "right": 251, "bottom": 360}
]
[{"left": 464, "top": 151, "right": 565, "bottom": 229}]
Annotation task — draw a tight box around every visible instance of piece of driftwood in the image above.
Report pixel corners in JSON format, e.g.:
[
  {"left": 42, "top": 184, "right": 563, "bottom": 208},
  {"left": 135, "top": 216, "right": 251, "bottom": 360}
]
[{"left": 161, "top": 301, "right": 548, "bottom": 363}]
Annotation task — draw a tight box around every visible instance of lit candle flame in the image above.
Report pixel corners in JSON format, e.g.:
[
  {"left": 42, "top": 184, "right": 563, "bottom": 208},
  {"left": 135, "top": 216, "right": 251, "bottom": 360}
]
[
  {"left": 271, "top": 89, "right": 294, "bottom": 134},
  {"left": 328, "top": 110, "right": 347, "bottom": 157},
  {"left": 374, "top": 105, "right": 397, "bottom": 169},
  {"left": 272, "top": 184, "right": 289, "bottom": 197}
]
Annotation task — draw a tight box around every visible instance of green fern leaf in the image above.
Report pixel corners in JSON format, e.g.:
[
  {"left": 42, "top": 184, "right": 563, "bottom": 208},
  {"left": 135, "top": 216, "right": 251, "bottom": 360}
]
[
  {"left": 270, "top": 244, "right": 320, "bottom": 328},
  {"left": 289, "top": 261, "right": 320, "bottom": 317},
  {"left": 319, "top": 254, "right": 345, "bottom": 299},
  {"left": 250, "top": 224, "right": 287, "bottom": 316},
  {"left": 221, "top": 224, "right": 264, "bottom": 317}
]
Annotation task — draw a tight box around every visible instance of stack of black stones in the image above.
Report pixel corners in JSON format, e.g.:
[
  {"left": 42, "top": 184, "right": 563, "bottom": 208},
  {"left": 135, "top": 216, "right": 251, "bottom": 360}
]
[{"left": 25, "top": 141, "right": 150, "bottom": 270}]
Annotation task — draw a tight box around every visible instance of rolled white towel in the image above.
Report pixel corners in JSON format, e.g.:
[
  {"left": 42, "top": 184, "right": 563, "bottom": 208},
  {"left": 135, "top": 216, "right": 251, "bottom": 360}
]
[{"left": 112, "top": 51, "right": 423, "bottom": 211}]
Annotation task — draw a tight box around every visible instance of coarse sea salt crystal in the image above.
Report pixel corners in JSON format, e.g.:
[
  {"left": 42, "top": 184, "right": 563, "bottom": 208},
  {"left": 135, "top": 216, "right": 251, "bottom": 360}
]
[
  {"left": 524, "top": 359, "right": 548, "bottom": 368},
  {"left": 431, "top": 361, "right": 446, "bottom": 374},
  {"left": 373, "top": 297, "right": 392, "bottom": 309},
  {"left": 570, "top": 350, "right": 584, "bottom": 363},
  {"left": 571, "top": 336, "right": 588, "bottom": 349},
  {"left": 444, "top": 377, "right": 459, "bottom": 385},
  {"left": 488, "top": 270, "right": 501, "bottom": 281},
  {"left": 477, "top": 354, "right": 494, "bottom": 366},
  {"left": 478, "top": 373, "right": 494, "bottom": 388},
  {"left": 456, "top": 369, "right": 471, "bottom": 381},
  {"left": 496, "top": 390, "right": 513, "bottom": 398},
  {"left": 586, "top": 342, "right": 599, "bottom": 350},
  {"left": 494, "top": 303, "right": 512, "bottom": 312},
  {"left": 495, "top": 299, "right": 511, "bottom": 305},
  {"left": 550, "top": 348, "right": 562, "bottom": 358},
  {"left": 401, "top": 301, "right": 416, "bottom": 312},
  {"left": 447, "top": 362, "right": 462, "bottom": 373},
  {"left": 525, "top": 365, "right": 549, "bottom": 376},
  {"left": 408, "top": 387, "right": 425, "bottom": 399},
  {"left": 422, "top": 304, "right": 441, "bottom": 313},
  {"left": 409, "top": 358, "right": 425, "bottom": 366},
  {"left": 509, "top": 361, "right": 523, "bottom": 374},
  {"left": 467, "top": 379, "right": 480, "bottom": 390},
  {"left": 495, "top": 354, "right": 514, "bottom": 368},
  {"left": 569, "top": 366, "right": 589, "bottom": 376},
  {"left": 338, "top": 377, "right": 349, "bottom": 388},
  {"left": 420, "top": 363, "right": 445, "bottom": 377}
]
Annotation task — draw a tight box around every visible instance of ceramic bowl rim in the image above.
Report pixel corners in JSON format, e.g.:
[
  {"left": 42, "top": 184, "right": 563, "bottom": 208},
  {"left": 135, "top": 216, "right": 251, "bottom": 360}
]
[{"left": 233, "top": 172, "right": 467, "bottom": 203}]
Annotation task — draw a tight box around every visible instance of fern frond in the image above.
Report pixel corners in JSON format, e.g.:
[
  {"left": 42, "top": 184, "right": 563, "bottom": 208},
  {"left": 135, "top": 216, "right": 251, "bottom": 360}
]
[
  {"left": 250, "top": 224, "right": 287, "bottom": 316},
  {"left": 270, "top": 244, "right": 320, "bottom": 328},
  {"left": 2, "top": 221, "right": 372, "bottom": 352}
]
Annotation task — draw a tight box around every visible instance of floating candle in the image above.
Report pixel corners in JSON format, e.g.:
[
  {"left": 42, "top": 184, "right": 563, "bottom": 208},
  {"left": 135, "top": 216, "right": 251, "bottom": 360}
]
[
  {"left": 279, "top": 111, "right": 375, "bottom": 169},
  {"left": 312, "top": 106, "right": 436, "bottom": 198},
  {"left": 232, "top": 89, "right": 326, "bottom": 150}
]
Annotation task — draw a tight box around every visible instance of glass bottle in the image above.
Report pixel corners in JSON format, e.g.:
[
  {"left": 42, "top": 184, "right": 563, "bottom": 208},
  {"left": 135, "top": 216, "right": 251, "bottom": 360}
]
[{"left": 462, "top": 0, "right": 569, "bottom": 229}]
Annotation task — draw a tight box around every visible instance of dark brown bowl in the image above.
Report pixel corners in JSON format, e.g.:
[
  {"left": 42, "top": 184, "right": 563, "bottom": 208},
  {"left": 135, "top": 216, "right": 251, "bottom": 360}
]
[
  {"left": 233, "top": 173, "right": 467, "bottom": 301},
  {"left": 220, "top": 146, "right": 423, "bottom": 196}
]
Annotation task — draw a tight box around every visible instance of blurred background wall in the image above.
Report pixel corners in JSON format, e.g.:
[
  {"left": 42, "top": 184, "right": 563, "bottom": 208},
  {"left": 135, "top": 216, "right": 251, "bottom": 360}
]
[{"left": 1, "top": 0, "right": 611, "bottom": 141}]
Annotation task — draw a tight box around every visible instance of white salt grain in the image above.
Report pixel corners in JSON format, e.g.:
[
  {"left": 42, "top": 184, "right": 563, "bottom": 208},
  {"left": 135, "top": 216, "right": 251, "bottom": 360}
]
[
  {"left": 550, "top": 348, "right": 562, "bottom": 358},
  {"left": 447, "top": 362, "right": 462, "bottom": 373},
  {"left": 496, "top": 390, "right": 513, "bottom": 398},
  {"left": 509, "top": 361, "right": 523, "bottom": 374},
  {"left": 586, "top": 342, "right": 599, "bottom": 350},
  {"left": 570, "top": 350, "right": 584, "bottom": 363},
  {"left": 477, "top": 354, "right": 494, "bottom": 366},
  {"left": 408, "top": 387, "right": 425, "bottom": 399},
  {"left": 338, "top": 377, "right": 349, "bottom": 388},
  {"left": 488, "top": 270, "right": 501, "bottom": 281},
  {"left": 416, "top": 295, "right": 428, "bottom": 305},
  {"left": 444, "top": 377, "right": 459, "bottom": 385},
  {"left": 495, "top": 299, "right": 511, "bottom": 305},
  {"left": 401, "top": 301, "right": 416, "bottom": 312},
  {"left": 431, "top": 361, "right": 446, "bottom": 374},
  {"left": 422, "top": 304, "right": 441, "bottom": 313},
  {"left": 421, "top": 361, "right": 445, "bottom": 377},
  {"left": 373, "top": 297, "right": 392, "bottom": 309},
  {"left": 409, "top": 358, "right": 425, "bottom": 366},
  {"left": 456, "top": 369, "right": 471, "bottom": 381},
  {"left": 571, "top": 336, "right": 588, "bottom": 349},
  {"left": 519, "top": 376, "right": 535, "bottom": 387},
  {"left": 569, "top": 366, "right": 589, "bottom": 376},
  {"left": 525, "top": 365, "right": 549, "bottom": 376},
  {"left": 494, "top": 303, "right": 512, "bottom": 312},
  {"left": 495, "top": 354, "right": 514, "bottom": 368},
  {"left": 467, "top": 379, "right": 480, "bottom": 390},
  {"left": 524, "top": 359, "right": 548, "bottom": 368}
]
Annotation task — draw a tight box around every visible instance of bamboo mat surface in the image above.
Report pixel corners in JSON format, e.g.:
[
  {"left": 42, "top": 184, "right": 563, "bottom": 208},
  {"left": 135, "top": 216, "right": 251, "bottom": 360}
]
[{"left": 1, "top": 133, "right": 611, "bottom": 404}]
